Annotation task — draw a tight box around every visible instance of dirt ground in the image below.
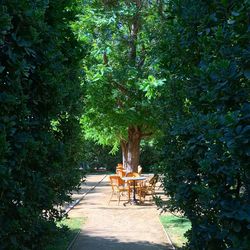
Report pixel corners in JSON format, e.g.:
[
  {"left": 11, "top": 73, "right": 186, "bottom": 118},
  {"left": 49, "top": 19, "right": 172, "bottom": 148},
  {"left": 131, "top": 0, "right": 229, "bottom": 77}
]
[{"left": 68, "top": 174, "right": 174, "bottom": 250}]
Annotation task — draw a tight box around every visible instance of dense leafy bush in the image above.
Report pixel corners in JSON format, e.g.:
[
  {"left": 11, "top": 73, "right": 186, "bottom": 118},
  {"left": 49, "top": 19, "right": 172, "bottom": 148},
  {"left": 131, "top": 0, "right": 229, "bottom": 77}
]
[
  {"left": 158, "top": 0, "right": 250, "bottom": 249},
  {"left": 80, "top": 139, "right": 161, "bottom": 173},
  {"left": 140, "top": 140, "right": 162, "bottom": 173},
  {"left": 0, "top": 1, "right": 84, "bottom": 249},
  {"left": 80, "top": 140, "right": 121, "bottom": 172}
]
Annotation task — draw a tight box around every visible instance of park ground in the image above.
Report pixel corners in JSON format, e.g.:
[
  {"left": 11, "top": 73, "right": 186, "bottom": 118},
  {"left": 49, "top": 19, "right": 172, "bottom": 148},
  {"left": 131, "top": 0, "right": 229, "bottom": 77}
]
[{"left": 65, "top": 174, "right": 175, "bottom": 250}]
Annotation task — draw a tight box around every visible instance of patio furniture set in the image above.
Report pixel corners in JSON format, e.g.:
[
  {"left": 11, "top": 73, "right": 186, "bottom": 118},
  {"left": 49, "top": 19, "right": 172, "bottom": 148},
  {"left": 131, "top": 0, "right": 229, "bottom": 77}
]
[{"left": 108, "top": 164, "right": 159, "bottom": 206}]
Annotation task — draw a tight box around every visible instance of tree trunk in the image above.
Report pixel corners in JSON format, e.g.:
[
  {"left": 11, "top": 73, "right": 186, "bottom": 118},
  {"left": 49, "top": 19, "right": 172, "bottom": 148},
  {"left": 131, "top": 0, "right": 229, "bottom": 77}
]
[
  {"left": 120, "top": 2, "right": 142, "bottom": 173},
  {"left": 129, "top": 1, "right": 141, "bottom": 64},
  {"left": 120, "top": 126, "right": 141, "bottom": 173},
  {"left": 121, "top": 139, "right": 128, "bottom": 169}
]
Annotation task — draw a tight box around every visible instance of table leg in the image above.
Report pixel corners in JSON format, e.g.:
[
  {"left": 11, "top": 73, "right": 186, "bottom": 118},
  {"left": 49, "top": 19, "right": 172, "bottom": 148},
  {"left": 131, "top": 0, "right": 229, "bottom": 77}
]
[
  {"left": 131, "top": 180, "right": 140, "bottom": 205},
  {"left": 133, "top": 180, "right": 136, "bottom": 202},
  {"left": 123, "top": 181, "right": 138, "bottom": 206}
]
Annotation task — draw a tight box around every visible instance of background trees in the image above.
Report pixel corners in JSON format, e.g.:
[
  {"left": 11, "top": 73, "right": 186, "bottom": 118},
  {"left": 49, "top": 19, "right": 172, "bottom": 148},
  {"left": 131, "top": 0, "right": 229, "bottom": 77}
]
[
  {"left": 80, "top": 139, "right": 161, "bottom": 173},
  {"left": 0, "top": 1, "right": 84, "bottom": 248},
  {"left": 158, "top": 0, "right": 250, "bottom": 249},
  {"left": 76, "top": 0, "right": 164, "bottom": 172}
]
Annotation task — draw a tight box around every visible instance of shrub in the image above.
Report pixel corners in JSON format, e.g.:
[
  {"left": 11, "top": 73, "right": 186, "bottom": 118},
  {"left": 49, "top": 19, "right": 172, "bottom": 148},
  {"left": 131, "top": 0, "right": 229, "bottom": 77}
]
[
  {"left": 159, "top": 0, "right": 250, "bottom": 249},
  {"left": 80, "top": 140, "right": 121, "bottom": 172},
  {"left": 0, "top": 1, "right": 84, "bottom": 248}
]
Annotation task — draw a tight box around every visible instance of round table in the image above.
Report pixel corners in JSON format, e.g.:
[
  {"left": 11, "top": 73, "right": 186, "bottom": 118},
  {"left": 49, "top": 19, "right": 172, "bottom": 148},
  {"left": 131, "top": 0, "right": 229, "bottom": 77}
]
[{"left": 122, "top": 176, "right": 146, "bottom": 205}]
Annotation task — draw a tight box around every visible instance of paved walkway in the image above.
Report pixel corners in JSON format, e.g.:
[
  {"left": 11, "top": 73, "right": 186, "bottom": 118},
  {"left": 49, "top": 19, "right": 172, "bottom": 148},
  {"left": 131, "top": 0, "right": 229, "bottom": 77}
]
[{"left": 69, "top": 174, "right": 173, "bottom": 250}]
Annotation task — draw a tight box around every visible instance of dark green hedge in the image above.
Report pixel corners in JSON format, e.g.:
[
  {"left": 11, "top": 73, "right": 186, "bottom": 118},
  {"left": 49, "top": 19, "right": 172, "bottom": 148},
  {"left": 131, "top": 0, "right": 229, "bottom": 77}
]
[
  {"left": 159, "top": 0, "right": 250, "bottom": 249},
  {"left": 80, "top": 140, "right": 121, "bottom": 172},
  {"left": 80, "top": 139, "right": 161, "bottom": 173},
  {"left": 0, "top": 1, "right": 84, "bottom": 249}
]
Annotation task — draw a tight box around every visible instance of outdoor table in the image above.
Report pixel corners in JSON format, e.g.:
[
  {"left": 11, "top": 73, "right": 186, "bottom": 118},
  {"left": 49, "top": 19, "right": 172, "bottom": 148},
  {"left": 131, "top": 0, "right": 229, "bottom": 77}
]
[{"left": 122, "top": 176, "right": 146, "bottom": 205}]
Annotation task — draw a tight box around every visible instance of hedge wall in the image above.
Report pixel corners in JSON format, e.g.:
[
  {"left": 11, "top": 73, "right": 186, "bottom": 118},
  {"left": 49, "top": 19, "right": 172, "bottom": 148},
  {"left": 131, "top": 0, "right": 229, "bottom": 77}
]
[
  {"left": 0, "top": 1, "right": 84, "bottom": 249},
  {"left": 159, "top": 0, "right": 250, "bottom": 249}
]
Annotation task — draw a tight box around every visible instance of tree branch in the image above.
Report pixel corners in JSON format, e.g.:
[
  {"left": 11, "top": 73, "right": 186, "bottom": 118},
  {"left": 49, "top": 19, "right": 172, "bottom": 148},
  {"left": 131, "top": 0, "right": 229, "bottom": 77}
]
[{"left": 141, "top": 132, "right": 153, "bottom": 138}]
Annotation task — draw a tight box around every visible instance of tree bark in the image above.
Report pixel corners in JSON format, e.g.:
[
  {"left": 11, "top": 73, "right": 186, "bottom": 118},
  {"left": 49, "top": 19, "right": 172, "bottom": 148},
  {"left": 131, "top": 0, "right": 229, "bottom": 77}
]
[
  {"left": 121, "top": 139, "right": 128, "bottom": 169},
  {"left": 129, "top": 1, "right": 141, "bottom": 64},
  {"left": 120, "top": 1, "right": 143, "bottom": 173},
  {"left": 120, "top": 126, "right": 142, "bottom": 173}
]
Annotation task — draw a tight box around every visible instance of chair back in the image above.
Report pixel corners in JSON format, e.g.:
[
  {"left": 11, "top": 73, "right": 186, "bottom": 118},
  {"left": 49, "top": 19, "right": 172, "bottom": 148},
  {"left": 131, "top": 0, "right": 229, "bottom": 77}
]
[
  {"left": 149, "top": 174, "right": 159, "bottom": 186},
  {"left": 117, "top": 169, "right": 126, "bottom": 177},
  {"left": 116, "top": 163, "right": 124, "bottom": 169},
  {"left": 126, "top": 172, "right": 140, "bottom": 177},
  {"left": 116, "top": 163, "right": 124, "bottom": 174},
  {"left": 109, "top": 175, "right": 125, "bottom": 191},
  {"left": 138, "top": 165, "right": 142, "bottom": 175}
]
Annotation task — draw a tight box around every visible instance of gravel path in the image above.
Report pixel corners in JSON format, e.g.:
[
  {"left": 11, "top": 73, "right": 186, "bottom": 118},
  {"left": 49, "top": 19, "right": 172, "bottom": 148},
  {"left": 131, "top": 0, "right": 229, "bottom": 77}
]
[{"left": 69, "top": 174, "right": 173, "bottom": 250}]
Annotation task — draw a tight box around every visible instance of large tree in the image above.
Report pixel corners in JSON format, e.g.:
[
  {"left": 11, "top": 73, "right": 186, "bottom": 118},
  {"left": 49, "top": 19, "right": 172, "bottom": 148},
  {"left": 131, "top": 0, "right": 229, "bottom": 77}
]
[{"left": 76, "top": 0, "right": 164, "bottom": 172}]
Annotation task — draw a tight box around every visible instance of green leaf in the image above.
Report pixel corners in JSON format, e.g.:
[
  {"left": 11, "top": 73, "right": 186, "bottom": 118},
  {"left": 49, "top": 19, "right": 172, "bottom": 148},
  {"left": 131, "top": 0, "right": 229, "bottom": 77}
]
[
  {"left": 227, "top": 19, "right": 235, "bottom": 25},
  {"left": 233, "top": 223, "right": 241, "bottom": 233},
  {"left": 243, "top": 69, "right": 250, "bottom": 79},
  {"left": 0, "top": 66, "right": 5, "bottom": 73},
  {"left": 231, "top": 11, "right": 240, "bottom": 17}
]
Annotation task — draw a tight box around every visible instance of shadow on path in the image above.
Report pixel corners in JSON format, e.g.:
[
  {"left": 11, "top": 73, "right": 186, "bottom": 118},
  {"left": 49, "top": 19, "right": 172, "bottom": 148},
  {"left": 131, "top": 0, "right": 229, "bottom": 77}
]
[
  {"left": 72, "top": 233, "right": 173, "bottom": 250},
  {"left": 69, "top": 175, "right": 173, "bottom": 250}
]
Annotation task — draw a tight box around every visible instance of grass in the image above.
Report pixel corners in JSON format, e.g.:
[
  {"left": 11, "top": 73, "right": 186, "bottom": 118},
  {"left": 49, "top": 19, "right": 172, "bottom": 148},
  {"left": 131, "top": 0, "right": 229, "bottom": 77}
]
[
  {"left": 46, "top": 217, "right": 85, "bottom": 250},
  {"left": 160, "top": 214, "right": 191, "bottom": 249}
]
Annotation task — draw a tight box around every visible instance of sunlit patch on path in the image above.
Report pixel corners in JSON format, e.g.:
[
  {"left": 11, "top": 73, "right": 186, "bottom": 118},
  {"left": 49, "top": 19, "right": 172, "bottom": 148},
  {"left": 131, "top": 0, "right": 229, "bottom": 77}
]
[{"left": 68, "top": 174, "right": 173, "bottom": 250}]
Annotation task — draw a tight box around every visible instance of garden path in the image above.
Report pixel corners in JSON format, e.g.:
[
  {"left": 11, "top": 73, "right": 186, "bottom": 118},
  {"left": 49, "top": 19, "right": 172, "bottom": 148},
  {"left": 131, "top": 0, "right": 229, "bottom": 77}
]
[{"left": 69, "top": 174, "right": 173, "bottom": 250}]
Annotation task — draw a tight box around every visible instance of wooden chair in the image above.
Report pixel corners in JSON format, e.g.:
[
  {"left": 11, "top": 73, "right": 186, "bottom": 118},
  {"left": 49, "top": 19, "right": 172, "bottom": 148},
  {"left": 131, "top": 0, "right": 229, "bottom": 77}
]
[
  {"left": 116, "top": 163, "right": 124, "bottom": 174},
  {"left": 126, "top": 172, "right": 139, "bottom": 177},
  {"left": 108, "top": 175, "right": 130, "bottom": 205},
  {"left": 140, "top": 174, "right": 159, "bottom": 201},
  {"left": 117, "top": 163, "right": 123, "bottom": 168},
  {"left": 116, "top": 163, "right": 124, "bottom": 169},
  {"left": 116, "top": 168, "right": 126, "bottom": 177},
  {"left": 126, "top": 172, "right": 143, "bottom": 202}
]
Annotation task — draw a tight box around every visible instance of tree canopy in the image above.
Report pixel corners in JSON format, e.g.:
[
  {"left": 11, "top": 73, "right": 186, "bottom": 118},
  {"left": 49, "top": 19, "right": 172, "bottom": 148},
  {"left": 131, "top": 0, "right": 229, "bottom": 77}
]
[{"left": 75, "top": 0, "right": 164, "bottom": 171}]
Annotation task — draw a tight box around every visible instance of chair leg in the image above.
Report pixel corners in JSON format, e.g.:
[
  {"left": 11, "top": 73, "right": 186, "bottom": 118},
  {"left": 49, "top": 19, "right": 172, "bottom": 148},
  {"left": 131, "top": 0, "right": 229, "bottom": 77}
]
[
  {"left": 118, "top": 192, "right": 120, "bottom": 206},
  {"left": 151, "top": 188, "right": 156, "bottom": 200},
  {"left": 140, "top": 187, "right": 146, "bottom": 201},
  {"left": 108, "top": 192, "right": 114, "bottom": 205},
  {"left": 138, "top": 188, "right": 142, "bottom": 203}
]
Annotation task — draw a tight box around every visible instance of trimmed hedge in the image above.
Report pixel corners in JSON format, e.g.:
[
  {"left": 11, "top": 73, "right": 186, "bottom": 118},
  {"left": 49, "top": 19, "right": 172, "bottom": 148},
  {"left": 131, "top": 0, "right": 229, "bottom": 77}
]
[
  {"left": 0, "top": 1, "right": 84, "bottom": 249},
  {"left": 159, "top": 0, "right": 250, "bottom": 249}
]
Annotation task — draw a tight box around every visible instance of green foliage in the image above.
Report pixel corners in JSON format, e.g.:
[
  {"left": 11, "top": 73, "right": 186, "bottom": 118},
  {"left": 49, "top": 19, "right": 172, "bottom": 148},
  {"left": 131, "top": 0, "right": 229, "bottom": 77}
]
[
  {"left": 80, "top": 140, "right": 121, "bottom": 172},
  {"left": 158, "top": 0, "right": 250, "bottom": 249},
  {"left": 160, "top": 214, "right": 191, "bottom": 248},
  {"left": 0, "top": 0, "right": 84, "bottom": 249},
  {"left": 45, "top": 217, "right": 85, "bottom": 250},
  {"left": 74, "top": 1, "right": 164, "bottom": 149},
  {"left": 79, "top": 138, "right": 162, "bottom": 173},
  {"left": 140, "top": 139, "right": 163, "bottom": 173}
]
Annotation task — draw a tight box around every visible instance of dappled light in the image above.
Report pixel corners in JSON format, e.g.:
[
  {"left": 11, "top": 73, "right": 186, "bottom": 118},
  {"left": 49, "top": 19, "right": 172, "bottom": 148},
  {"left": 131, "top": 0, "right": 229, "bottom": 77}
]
[
  {"left": 1, "top": 0, "right": 249, "bottom": 249},
  {"left": 69, "top": 175, "right": 172, "bottom": 250}
]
